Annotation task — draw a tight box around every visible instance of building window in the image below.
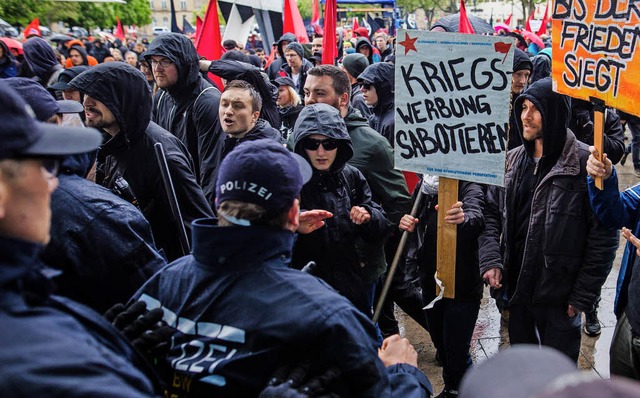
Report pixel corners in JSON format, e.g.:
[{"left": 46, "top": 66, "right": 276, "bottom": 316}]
[
  {"left": 149, "top": 0, "right": 154, "bottom": 9},
  {"left": 153, "top": 17, "right": 157, "bottom": 25},
  {"left": 180, "top": 0, "right": 187, "bottom": 10},
  {"left": 163, "top": 17, "right": 169, "bottom": 25},
  {"left": 161, "top": 0, "right": 167, "bottom": 10}
]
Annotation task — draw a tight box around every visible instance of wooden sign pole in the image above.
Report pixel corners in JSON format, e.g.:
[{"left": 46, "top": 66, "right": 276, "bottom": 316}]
[
  {"left": 437, "top": 177, "right": 458, "bottom": 299},
  {"left": 591, "top": 97, "right": 605, "bottom": 190}
]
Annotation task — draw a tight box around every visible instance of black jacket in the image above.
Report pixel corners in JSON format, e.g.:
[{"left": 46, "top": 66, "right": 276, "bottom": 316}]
[
  {"left": 359, "top": 63, "right": 395, "bottom": 147},
  {"left": 407, "top": 180, "right": 485, "bottom": 302},
  {"left": 221, "top": 118, "right": 282, "bottom": 160},
  {"left": 292, "top": 111, "right": 390, "bottom": 315},
  {"left": 41, "top": 154, "right": 166, "bottom": 313},
  {"left": 146, "top": 33, "right": 225, "bottom": 206},
  {"left": 207, "top": 59, "right": 280, "bottom": 129},
  {"left": 22, "top": 37, "right": 63, "bottom": 98},
  {"left": 278, "top": 104, "right": 303, "bottom": 142},
  {"left": 351, "top": 82, "right": 372, "bottom": 120},
  {"left": 69, "top": 63, "right": 213, "bottom": 261},
  {"left": 278, "top": 58, "right": 313, "bottom": 99}
]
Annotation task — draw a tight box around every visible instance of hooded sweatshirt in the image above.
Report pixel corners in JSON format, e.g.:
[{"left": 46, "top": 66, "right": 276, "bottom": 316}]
[
  {"left": 22, "top": 37, "right": 63, "bottom": 96},
  {"left": 292, "top": 104, "right": 389, "bottom": 315},
  {"left": 358, "top": 62, "right": 395, "bottom": 147},
  {"left": 355, "top": 37, "right": 381, "bottom": 64},
  {"left": 64, "top": 44, "right": 98, "bottom": 68},
  {"left": 145, "top": 33, "right": 225, "bottom": 206},
  {"left": 69, "top": 62, "right": 213, "bottom": 261}
]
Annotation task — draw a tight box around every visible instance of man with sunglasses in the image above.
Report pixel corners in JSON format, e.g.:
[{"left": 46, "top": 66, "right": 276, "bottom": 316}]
[
  {"left": 144, "top": 33, "right": 225, "bottom": 207},
  {"left": 0, "top": 84, "right": 162, "bottom": 396},
  {"left": 292, "top": 103, "right": 390, "bottom": 317}
]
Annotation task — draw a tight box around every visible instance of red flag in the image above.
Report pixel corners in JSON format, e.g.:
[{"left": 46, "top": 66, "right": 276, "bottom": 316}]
[
  {"left": 196, "top": 0, "right": 224, "bottom": 89},
  {"left": 505, "top": 13, "right": 512, "bottom": 26},
  {"left": 311, "top": 0, "right": 320, "bottom": 26},
  {"left": 322, "top": 0, "right": 337, "bottom": 64},
  {"left": 353, "top": 17, "right": 359, "bottom": 30},
  {"left": 114, "top": 17, "right": 125, "bottom": 41},
  {"left": 524, "top": 9, "right": 534, "bottom": 32},
  {"left": 459, "top": 0, "right": 475, "bottom": 34},
  {"left": 195, "top": 16, "right": 204, "bottom": 47},
  {"left": 283, "top": 0, "right": 310, "bottom": 44},
  {"left": 537, "top": 2, "right": 550, "bottom": 35},
  {"left": 23, "top": 18, "right": 41, "bottom": 38}
]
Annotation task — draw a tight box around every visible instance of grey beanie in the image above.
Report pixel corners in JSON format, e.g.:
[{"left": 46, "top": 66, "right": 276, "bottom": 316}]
[
  {"left": 284, "top": 42, "right": 304, "bottom": 59},
  {"left": 342, "top": 53, "right": 370, "bottom": 78}
]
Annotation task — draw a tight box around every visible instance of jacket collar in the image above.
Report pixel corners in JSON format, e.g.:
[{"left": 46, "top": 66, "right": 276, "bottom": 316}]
[
  {"left": 191, "top": 219, "right": 295, "bottom": 268},
  {"left": 0, "top": 235, "right": 42, "bottom": 287}
]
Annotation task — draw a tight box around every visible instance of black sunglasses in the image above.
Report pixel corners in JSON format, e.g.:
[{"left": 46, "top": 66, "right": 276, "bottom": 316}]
[
  {"left": 361, "top": 83, "right": 372, "bottom": 90},
  {"left": 301, "top": 137, "right": 339, "bottom": 151}
]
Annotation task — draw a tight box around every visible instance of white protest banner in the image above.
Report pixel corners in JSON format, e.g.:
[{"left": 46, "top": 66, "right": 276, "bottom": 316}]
[{"left": 394, "top": 30, "right": 514, "bottom": 187}]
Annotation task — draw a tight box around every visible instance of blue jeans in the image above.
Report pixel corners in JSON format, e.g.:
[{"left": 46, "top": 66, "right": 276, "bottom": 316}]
[{"left": 425, "top": 298, "right": 480, "bottom": 390}]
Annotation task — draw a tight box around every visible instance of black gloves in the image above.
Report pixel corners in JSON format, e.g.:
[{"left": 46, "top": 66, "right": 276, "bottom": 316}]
[
  {"left": 104, "top": 301, "right": 174, "bottom": 356},
  {"left": 259, "top": 360, "right": 341, "bottom": 398}
]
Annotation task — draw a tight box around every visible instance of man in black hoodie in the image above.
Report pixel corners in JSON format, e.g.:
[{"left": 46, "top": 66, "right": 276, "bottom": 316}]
[
  {"left": 358, "top": 62, "right": 395, "bottom": 147},
  {"left": 69, "top": 63, "right": 213, "bottom": 261},
  {"left": 266, "top": 32, "right": 297, "bottom": 80},
  {"left": 480, "top": 78, "right": 618, "bottom": 363},
  {"left": 507, "top": 49, "right": 533, "bottom": 150},
  {"left": 144, "top": 33, "right": 224, "bottom": 206}
]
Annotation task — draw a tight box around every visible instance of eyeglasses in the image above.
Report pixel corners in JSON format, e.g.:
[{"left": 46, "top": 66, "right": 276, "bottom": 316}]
[
  {"left": 301, "top": 137, "right": 338, "bottom": 151},
  {"left": 149, "top": 58, "right": 173, "bottom": 68},
  {"left": 361, "top": 83, "right": 372, "bottom": 90},
  {"left": 41, "top": 158, "right": 61, "bottom": 176}
]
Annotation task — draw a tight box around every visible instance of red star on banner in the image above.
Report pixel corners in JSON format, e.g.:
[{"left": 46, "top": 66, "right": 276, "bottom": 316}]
[{"left": 398, "top": 32, "right": 418, "bottom": 55}]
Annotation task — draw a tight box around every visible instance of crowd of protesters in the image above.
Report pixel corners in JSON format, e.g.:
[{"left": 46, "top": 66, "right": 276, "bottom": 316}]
[{"left": 1, "top": 16, "right": 640, "bottom": 398}]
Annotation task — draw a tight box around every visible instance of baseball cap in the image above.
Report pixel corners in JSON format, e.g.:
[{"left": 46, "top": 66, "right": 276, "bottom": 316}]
[
  {"left": 459, "top": 345, "right": 576, "bottom": 398},
  {"left": 0, "top": 85, "right": 101, "bottom": 160},
  {"left": 216, "top": 139, "right": 312, "bottom": 220},
  {"left": 5, "top": 78, "right": 84, "bottom": 121}
]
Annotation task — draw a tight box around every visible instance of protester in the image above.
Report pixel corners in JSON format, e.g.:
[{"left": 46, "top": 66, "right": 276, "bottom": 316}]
[
  {"left": 218, "top": 79, "right": 281, "bottom": 160},
  {"left": 479, "top": 77, "right": 618, "bottom": 362},
  {"left": 48, "top": 65, "right": 89, "bottom": 103},
  {"left": 530, "top": 47, "right": 552, "bottom": 84},
  {"left": 586, "top": 144, "right": 640, "bottom": 380},
  {"left": 374, "top": 31, "right": 393, "bottom": 61},
  {"left": 311, "top": 36, "right": 323, "bottom": 55},
  {"left": 90, "top": 37, "right": 110, "bottom": 63},
  {"left": 129, "top": 138, "right": 431, "bottom": 397},
  {"left": 355, "top": 37, "right": 380, "bottom": 64},
  {"left": 0, "top": 39, "right": 18, "bottom": 78},
  {"left": 125, "top": 50, "right": 139, "bottom": 68},
  {"left": 137, "top": 52, "right": 157, "bottom": 94},
  {"left": 22, "top": 37, "right": 64, "bottom": 97},
  {"left": 64, "top": 40, "right": 99, "bottom": 68},
  {"left": 202, "top": 58, "right": 281, "bottom": 129},
  {"left": 145, "top": 32, "right": 225, "bottom": 206},
  {"left": 274, "top": 76, "right": 303, "bottom": 142},
  {"left": 303, "top": 65, "right": 428, "bottom": 337},
  {"left": 506, "top": 48, "right": 533, "bottom": 150},
  {"left": 69, "top": 63, "right": 213, "bottom": 261},
  {"left": 266, "top": 32, "right": 297, "bottom": 80},
  {"left": 399, "top": 177, "right": 485, "bottom": 398},
  {"left": 278, "top": 42, "right": 313, "bottom": 98},
  {"left": 341, "top": 52, "right": 372, "bottom": 119},
  {"left": 0, "top": 84, "right": 162, "bottom": 396},
  {"left": 292, "top": 103, "right": 390, "bottom": 316},
  {"left": 359, "top": 62, "right": 396, "bottom": 147}
]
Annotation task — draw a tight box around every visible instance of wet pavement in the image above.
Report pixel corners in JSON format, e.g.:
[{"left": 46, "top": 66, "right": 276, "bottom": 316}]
[{"left": 397, "top": 135, "right": 639, "bottom": 394}]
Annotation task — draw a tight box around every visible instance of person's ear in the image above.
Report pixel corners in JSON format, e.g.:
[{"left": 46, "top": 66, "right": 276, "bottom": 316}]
[
  {"left": 286, "top": 199, "right": 300, "bottom": 232},
  {"left": 252, "top": 110, "right": 260, "bottom": 124},
  {"left": 339, "top": 92, "right": 349, "bottom": 109}
]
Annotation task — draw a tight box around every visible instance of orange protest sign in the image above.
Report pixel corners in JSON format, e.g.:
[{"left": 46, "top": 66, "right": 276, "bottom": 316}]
[{"left": 551, "top": 0, "right": 640, "bottom": 117}]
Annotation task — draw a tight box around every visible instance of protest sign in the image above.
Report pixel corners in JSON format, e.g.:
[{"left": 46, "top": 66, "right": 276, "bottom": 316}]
[
  {"left": 394, "top": 30, "right": 514, "bottom": 187},
  {"left": 552, "top": 0, "right": 640, "bottom": 117}
]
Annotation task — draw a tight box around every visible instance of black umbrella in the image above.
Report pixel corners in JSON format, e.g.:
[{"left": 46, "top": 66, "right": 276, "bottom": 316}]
[
  {"left": 50, "top": 34, "right": 73, "bottom": 43},
  {"left": 431, "top": 13, "right": 494, "bottom": 35}
]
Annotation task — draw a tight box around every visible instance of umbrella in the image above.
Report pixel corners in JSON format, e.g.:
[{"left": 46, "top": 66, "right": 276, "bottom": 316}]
[
  {"left": 431, "top": 13, "right": 494, "bottom": 35},
  {"left": 493, "top": 23, "right": 511, "bottom": 33},
  {"left": 0, "top": 37, "right": 23, "bottom": 55},
  {"left": 50, "top": 33, "right": 73, "bottom": 43},
  {"left": 522, "top": 30, "right": 545, "bottom": 49}
]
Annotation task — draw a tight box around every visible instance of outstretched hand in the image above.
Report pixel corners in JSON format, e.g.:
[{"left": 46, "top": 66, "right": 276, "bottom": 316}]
[{"left": 298, "top": 210, "right": 333, "bottom": 234}]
